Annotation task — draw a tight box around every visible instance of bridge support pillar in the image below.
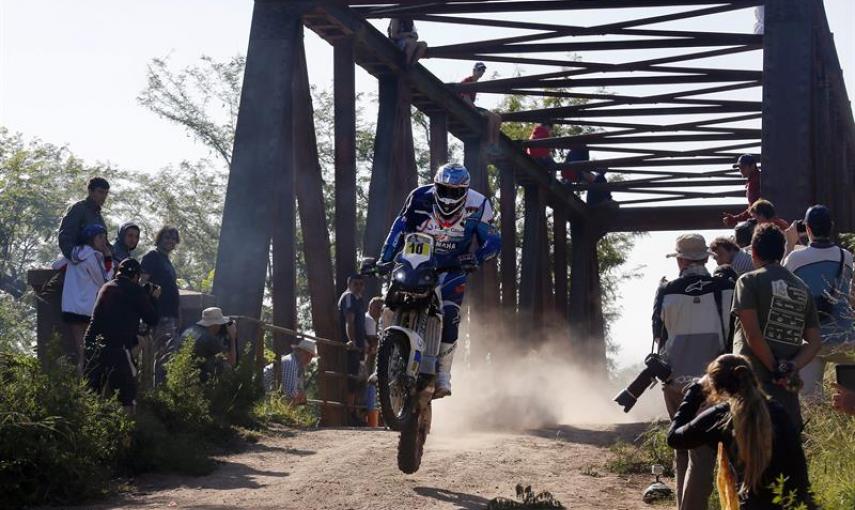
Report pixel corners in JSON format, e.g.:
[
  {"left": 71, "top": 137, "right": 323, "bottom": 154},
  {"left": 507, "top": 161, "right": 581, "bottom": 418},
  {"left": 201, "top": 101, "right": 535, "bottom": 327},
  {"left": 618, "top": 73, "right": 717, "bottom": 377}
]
[
  {"left": 762, "top": 0, "right": 814, "bottom": 221},
  {"left": 213, "top": 1, "right": 301, "bottom": 352},
  {"left": 568, "top": 219, "right": 606, "bottom": 373},
  {"left": 334, "top": 38, "right": 357, "bottom": 296},
  {"left": 429, "top": 112, "right": 449, "bottom": 173},
  {"left": 519, "top": 184, "right": 546, "bottom": 342}
]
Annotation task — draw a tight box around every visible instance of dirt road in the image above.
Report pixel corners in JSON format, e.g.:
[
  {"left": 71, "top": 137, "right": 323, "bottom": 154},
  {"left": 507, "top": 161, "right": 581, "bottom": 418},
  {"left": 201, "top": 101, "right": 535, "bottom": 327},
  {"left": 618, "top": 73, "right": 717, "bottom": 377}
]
[{"left": 87, "top": 422, "right": 654, "bottom": 510}]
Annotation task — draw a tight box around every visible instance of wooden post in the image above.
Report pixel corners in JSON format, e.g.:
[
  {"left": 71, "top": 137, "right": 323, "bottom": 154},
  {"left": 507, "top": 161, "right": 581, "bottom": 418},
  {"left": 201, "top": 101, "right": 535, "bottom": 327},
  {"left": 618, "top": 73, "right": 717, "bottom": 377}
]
[
  {"left": 553, "top": 206, "right": 568, "bottom": 320},
  {"left": 499, "top": 163, "right": 517, "bottom": 313},
  {"left": 519, "top": 184, "right": 544, "bottom": 337},
  {"left": 568, "top": 219, "right": 606, "bottom": 371},
  {"left": 761, "top": 0, "right": 814, "bottom": 220},
  {"left": 213, "top": 2, "right": 301, "bottom": 336},
  {"left": 334, "top": 38, "right": 357, "bottom": 296},
  {"left": 429, "top": 112, "right": 449, "bottom": 173}
]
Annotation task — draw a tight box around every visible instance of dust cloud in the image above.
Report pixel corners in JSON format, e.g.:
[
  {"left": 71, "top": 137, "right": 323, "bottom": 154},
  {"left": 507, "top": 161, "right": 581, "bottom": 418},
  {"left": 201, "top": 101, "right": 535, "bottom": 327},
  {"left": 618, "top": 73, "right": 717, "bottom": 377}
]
[{"left": 431, "top": 317, "right": 667, "bottom": 434}]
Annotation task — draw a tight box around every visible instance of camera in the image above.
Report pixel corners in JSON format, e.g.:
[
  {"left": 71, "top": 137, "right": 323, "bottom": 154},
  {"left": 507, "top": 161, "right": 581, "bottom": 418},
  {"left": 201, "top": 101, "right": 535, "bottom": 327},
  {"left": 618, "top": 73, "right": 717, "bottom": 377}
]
[
  {"left": 614, "top": 353, "right": 672, "bottom": 413},
  {"left": 142, "top": 282, "right": 160, "bottom": 297}
]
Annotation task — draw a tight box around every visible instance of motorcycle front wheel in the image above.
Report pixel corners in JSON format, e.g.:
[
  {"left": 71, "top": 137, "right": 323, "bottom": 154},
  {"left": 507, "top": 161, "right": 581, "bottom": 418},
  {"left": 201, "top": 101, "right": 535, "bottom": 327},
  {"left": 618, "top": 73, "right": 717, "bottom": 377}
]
[
  {"left": 377, "top": 330, "right": 414, "bottom": 431},
  {"left": 397, "top": 402, "right": 429, "bottom": 474}
]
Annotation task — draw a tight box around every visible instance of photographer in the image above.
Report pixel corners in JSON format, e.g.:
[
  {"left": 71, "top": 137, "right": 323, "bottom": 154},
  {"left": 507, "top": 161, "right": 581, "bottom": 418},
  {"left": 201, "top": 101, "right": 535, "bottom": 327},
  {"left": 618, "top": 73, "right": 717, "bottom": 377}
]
[
  {"left": 667, "top": 354, "right": 816, "bottom": 510},
  {"left": 732, "top": 224, "right": 821, "bottom": 430},
  {"left": 652, "top": 234, "right": 734, "bottom": 510},
  {"left": 180, "top": 307, "right": 238, "bottom": 382},
  {"left": 85, "top": 258, "right": 160, "bottom": 413}
]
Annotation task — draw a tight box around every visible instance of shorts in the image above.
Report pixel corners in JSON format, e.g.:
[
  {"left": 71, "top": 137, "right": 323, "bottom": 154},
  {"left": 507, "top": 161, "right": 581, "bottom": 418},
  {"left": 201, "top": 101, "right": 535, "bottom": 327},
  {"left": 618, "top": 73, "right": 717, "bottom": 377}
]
[{"left": 62, "top": 312, "right": 91, "bottom": 324}]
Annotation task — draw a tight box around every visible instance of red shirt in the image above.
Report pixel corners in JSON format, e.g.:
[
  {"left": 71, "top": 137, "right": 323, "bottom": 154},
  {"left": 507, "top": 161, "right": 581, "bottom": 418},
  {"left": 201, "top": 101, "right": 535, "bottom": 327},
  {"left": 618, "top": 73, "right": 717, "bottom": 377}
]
[
  {"left": 459, "top": 75, "right": 477, "bottom": 104},
  {"left": 526, "top": 124, "right": 551, "bottom": 159},
  {"left": 728, "top": 170, "right": 762, "bottom": 224}
]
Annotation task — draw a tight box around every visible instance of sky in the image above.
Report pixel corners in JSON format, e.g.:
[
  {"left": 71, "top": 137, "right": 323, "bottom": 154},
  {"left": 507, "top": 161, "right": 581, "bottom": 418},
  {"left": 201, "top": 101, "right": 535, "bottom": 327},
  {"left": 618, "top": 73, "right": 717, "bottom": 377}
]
[{"left": 2, "top": 1, "right": 854, "bottom": 368}]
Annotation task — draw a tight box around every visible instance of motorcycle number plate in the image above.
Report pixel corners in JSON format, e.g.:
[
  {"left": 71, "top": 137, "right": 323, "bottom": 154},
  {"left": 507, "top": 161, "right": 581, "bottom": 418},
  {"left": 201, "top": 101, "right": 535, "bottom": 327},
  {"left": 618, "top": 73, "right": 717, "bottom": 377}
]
[{"left": 402, "top": 233, "right": 433, "bottom": 267}]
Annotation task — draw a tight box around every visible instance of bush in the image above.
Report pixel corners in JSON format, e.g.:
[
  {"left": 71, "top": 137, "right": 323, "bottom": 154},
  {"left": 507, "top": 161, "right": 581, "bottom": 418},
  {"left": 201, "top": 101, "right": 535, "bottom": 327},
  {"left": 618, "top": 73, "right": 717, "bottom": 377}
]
[
  {"left": 0, "top": 351, "right": 131, "bottom": 508},
  {"left": 606, "top": 422, "right": 673, "bottom": 477},
  {"left": 802, "top": 400, "right": 855, "bottom": 510},
  {"left": 253, "top": 393, "right": 317, "bottom": 428}
]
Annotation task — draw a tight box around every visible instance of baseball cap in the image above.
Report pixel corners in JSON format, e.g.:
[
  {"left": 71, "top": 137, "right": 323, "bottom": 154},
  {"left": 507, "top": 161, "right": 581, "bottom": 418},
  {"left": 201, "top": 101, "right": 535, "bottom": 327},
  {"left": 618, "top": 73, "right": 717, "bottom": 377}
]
[
  {"left": 804, "top": 204, "right": 832, "bottom": 232},
  {"left": 666, "top": 234, "right": 714, "bottom": 261},
  {"left": 732, "top": 154, "right": 757, "bottom": 168},
  {"left": 474, "top": 62, "right": 486, "bottom": 71},
  {"left": 116, "top": 258, "right": 142, "bottom": 279}
]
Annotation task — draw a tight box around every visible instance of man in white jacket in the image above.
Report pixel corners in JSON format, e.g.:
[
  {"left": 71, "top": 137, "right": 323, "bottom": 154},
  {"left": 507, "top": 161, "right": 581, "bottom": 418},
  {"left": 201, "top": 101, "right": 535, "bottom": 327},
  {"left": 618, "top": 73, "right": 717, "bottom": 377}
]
[{"left": 53, "top": 223, "right": 113, "bottom": 373}]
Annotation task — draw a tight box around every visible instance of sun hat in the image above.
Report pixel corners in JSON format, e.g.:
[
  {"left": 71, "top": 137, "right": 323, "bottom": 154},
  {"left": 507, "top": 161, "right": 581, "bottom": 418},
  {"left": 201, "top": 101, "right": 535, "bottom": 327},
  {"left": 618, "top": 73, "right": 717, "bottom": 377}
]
[
  {"left": 666, "top": 234, "right": 714, "bottom": 261},
  {"left": 197, "top": 307, "right": 231, "bottom": 327},
  {"left": 294, "top": 339, "right": 317, "bottom": 356}
]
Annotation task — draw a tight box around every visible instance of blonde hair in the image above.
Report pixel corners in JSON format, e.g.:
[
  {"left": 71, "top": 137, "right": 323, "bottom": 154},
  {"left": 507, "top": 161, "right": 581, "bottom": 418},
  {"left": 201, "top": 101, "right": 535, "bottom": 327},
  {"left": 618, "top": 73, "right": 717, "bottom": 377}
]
[{"left": 704, "top": 354, "right": 773, "bottom": 495}]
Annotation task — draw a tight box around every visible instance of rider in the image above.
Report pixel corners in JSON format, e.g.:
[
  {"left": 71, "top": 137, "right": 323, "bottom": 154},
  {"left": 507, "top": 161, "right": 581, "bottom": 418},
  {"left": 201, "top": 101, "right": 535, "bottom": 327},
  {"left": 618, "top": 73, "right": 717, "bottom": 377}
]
[{"left": 377, "top": 162, "right": 500, "bottom": 398}]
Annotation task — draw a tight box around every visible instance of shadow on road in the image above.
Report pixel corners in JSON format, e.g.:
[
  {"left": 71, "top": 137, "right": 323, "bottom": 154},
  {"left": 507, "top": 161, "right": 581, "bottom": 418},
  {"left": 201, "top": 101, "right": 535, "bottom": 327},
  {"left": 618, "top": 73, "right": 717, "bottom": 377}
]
[
  {"left": 414, "top": 486, "right": 491, "bottom": 510},
  {"left": 527, "top": 422, "right": 653, "bottom": 447}
]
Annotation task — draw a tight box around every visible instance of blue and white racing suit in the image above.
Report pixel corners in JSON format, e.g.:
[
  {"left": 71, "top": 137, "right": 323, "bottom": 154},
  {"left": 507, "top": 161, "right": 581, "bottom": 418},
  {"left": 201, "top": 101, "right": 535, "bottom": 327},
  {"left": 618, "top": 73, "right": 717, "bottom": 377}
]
[{"left": 379, "top": 185, "right": 501, "bottom": 345}]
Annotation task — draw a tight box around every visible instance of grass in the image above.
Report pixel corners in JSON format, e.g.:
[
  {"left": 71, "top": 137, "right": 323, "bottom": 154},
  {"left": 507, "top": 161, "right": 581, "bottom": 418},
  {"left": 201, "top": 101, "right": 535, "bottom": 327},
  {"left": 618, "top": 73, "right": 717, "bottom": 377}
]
[{"left": 605, "top": 421, "right": 673, "bottom": 477}]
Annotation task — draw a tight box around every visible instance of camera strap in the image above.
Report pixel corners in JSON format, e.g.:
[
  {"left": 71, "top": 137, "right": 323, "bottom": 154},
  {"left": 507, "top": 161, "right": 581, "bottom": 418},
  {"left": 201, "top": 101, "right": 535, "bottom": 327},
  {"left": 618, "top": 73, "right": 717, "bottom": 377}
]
[{"left": 713, "top": 287, "right": 728, "bottom": 352}]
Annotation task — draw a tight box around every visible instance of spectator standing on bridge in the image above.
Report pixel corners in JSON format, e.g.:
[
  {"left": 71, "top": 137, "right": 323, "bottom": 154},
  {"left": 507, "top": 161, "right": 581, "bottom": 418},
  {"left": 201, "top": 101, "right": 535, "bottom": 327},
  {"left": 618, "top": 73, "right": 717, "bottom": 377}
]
[
  {"left": 723, "top": 154, "right": 762, "bottom": 227},
  {"left": 58, "top": 177, "right": 110, "bottom": 261},
  {"left": 653, "top": 234, "right": 734, "bottom": 510},
  {"left": 181, "top": 307, "right": 238, "bottom": 383},
  {"left": 782, "top": 205, "right": 855, "bottom": 398},
  {"left": 748, "top": 200, "right": 790, "bottom": 231},
  {"left": 112, "top": 222, "right": 140, "bottom": 263},
  {"left": 141, "top": 226, "right": 181, "bottom": 386},
  {"left": 53, "top": 223, "right": 114, "bottom": 374},
  {"left": 458, "top": 62, "right": 502, "bottom": 157},
  {"left": 339, "top": 274, "right": 367, "bottom": 425},
  {"left": 388, "top": 18, "right": 427, "bottom": 65},
  {"left": 710, "top": 237, "right": 754, "bottom": 276},
  {"left": 732, "top": 224, "right": 822, "bottom": 430}
]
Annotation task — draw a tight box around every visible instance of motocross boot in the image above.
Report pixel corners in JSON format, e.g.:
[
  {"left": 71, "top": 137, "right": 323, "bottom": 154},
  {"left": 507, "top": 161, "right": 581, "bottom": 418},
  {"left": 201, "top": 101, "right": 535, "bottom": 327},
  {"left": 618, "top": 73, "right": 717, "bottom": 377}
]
[{"left": 433, "top": 342, "right": 456, "bottom": 399}]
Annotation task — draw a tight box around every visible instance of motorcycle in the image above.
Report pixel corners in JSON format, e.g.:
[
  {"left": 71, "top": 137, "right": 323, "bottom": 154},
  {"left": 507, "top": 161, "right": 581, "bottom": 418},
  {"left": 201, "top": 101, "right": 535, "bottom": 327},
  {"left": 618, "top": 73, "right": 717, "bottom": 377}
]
[{"left": 362, "top": 232, "right": 474, "bottom": 474}]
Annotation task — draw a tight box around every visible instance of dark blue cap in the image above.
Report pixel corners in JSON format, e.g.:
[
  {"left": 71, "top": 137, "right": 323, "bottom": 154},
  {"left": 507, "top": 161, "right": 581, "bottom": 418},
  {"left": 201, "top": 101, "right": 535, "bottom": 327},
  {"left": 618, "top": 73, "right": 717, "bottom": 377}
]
[
  {"left": 804, "top": 205, "right": 832, "bottom": 232},
  {"left": 732, "top": 154, "right": 757, "bottom": 168}
]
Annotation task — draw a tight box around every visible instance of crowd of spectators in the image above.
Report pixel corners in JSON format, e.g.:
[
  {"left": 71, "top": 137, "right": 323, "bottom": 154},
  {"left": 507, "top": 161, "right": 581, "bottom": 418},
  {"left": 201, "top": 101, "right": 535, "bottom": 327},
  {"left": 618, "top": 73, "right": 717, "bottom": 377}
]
[{"left": 655, "top": 199, "right": 854, "bottom": 509}]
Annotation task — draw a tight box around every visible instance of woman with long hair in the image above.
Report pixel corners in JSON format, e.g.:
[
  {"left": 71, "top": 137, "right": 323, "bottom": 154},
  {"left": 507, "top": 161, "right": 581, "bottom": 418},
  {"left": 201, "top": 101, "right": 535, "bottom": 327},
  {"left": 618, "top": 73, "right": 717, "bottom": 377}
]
[{"left": 667, "top": 354, "right": 816, "bottom": 510}]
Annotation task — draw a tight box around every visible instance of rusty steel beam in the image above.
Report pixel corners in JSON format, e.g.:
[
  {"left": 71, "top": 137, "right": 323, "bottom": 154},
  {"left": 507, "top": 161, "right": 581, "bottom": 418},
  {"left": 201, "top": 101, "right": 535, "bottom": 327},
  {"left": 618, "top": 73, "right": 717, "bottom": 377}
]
[
  {"left": 605, "top": 204, "right": 746, "bottom": 232},
  {"left": 519, "top": 184, "right": 545, "bottom": 330},
  {"left": 499, "top": 162, "right": 517, "bottom": 312},
  {"left": 334, "top": 39, "right": 357, "bottom": 296},
  {"left": 293, "top": 33, "right": 339, "bottom": 343},
  {"left": 553, "top": 207, "right": 568, "bottom": 320},
  {"left": 355, "top": 1, "right": 762, "bottom": 15},
  {"left": 214, "top": 2, "right": 300, "bottom": 339},
  {"left": 429, "top": 112, "right": 448, "bottom": 173},
  {"left": 761, "top": 0, "right": 813, "bottom": 222}
]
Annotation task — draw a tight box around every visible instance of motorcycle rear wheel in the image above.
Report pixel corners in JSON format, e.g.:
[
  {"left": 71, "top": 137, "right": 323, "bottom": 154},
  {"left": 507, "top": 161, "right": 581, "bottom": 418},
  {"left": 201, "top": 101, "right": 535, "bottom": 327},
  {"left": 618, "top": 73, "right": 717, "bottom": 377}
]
[
  {"left": 397, "top": 403, "right": 430, "bottom": 474},
  {"left": 377, "top": 331, "right": 414, "bottom": 432}
]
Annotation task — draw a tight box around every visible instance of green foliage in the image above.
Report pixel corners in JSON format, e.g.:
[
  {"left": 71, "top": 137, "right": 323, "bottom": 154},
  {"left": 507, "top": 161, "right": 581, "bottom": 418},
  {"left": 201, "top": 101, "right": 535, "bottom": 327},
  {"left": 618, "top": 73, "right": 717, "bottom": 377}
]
[
  {"left": 0, "top": 292, "right": 35, "bottom": 353},
  {"left": 605, "top": 422, "right": 673, "bottom": 477},
  {"left": 252, "top": 393, "right": 316, "bottom": 428},
  {"left": 770, "top": 475, "right": 810, "bottom": 510},
  {"left": 802, "top": 399, "right": 855, "bottom": 510},
  {"left": 0, "top": 351, "right": 132, "bottom": 507}
]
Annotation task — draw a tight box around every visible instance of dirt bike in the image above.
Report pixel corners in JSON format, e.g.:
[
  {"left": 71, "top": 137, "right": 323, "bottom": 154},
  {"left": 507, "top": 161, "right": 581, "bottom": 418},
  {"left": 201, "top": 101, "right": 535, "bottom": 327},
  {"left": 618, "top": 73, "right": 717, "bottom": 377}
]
[{"left": 362, "top": 232, "right": 475, "bottom": 474}]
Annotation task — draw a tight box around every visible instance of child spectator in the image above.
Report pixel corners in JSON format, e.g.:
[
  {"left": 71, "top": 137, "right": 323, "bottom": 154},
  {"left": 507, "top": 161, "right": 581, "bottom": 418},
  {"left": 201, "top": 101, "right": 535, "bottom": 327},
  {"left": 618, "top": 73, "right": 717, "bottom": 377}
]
[
  {"left": 53, "top": 223, "right": 113, "bottom": 374},
  {"left": 734, "top": 219, "right": 757, "bottom": 250},
  {"left": 112, "top": 222, "right": 140, "bottom": 263},
  {"left": 668, "top": 354, "right": 816, "bottom": 510},
  {"left": 748, "top": 200, "right": 790, "bottom": 230},
  {"left": 388, "top": 18, "right": 427, "bottom": 64}
]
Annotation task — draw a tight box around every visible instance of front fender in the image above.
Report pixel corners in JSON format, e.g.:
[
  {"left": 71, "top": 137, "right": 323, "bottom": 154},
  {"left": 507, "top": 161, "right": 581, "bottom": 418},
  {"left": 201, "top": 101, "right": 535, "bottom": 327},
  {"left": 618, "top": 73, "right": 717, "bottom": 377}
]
[{"left": 384, "top": 325, "right": 423, "bottom": 378}]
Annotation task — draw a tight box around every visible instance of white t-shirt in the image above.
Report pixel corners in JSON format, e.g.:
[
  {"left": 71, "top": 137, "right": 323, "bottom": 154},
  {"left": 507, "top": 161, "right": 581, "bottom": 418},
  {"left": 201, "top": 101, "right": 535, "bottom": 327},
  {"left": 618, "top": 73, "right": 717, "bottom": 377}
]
[{"left": 364, "top": 312, "right": 377, "bottom": 338}]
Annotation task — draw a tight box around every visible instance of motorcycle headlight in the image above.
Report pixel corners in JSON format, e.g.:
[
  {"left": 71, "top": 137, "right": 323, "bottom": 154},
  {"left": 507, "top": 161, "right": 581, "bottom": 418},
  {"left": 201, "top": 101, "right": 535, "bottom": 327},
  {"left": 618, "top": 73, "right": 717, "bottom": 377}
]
[{"left": 394, "top": 270, "right": 406, "bottom": 282}]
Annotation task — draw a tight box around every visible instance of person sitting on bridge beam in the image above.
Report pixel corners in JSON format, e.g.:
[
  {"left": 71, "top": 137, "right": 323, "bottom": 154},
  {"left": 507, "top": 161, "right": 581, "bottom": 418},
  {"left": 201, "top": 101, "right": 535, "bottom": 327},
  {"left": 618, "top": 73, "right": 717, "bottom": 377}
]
[
  {"left": 387, "top": 18, "right": 427, "bottom": 65},
  {"left": 723, "top": 154, "right": 762, "bottom": 227},
  {"left": 525, "top": 122, "right": 556, "bottom": 172},
  {"left": 458, "top": 62, "right": 502, "bottom": 157},
  {"left": 561, "top": 146, "right": 614, "bottom": 207}
]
